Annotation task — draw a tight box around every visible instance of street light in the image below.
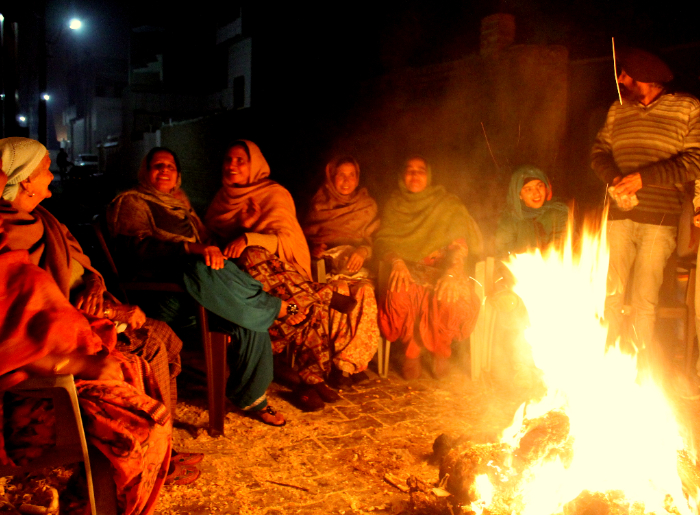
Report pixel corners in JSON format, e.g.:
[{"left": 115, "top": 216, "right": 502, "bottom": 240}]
[
  {"left": 69, "top": 18, "right": 82, "bottom": 31},
  {"left": 42, "top": 93, "right": 50, "bottom": 101}
]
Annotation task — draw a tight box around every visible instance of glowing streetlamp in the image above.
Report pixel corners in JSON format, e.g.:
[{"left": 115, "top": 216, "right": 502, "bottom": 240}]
[
  {"left": 69, "top": 18, "right": 82, "bottom": 31},
  {"left": 42, "top": 93, "right": 51, "bottom": 101}
]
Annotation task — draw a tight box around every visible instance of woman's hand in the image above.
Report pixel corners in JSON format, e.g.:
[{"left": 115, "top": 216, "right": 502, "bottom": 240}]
[
  {"left": 389, "top": 259, "right": 412, "bottom": 293},
  {"left": 188, "top": 243, "right": 226, "bottom": 269},
  {"left": 435, "top": 273, "right": 462, "bottom": 303},
  {"left": 223, "top": 236, "right": 248, "bottom": 260},
  {"left": 278, "top": 300, "right": 309, "bottom": 326},
  {"left": 74, "top": 280, "right": 106, "bottom": 317},
  {"left": 76, "top": 355, "right": 124, "bottom": 381},
  {"left": 346, "top": 247, "right": 369, "bottom": 274},
  {"left": 240, "top": 198, "right": 261, "bottom": 229},
  {"left": 310, "top": 243, "right": 327, "bottom": 259}
]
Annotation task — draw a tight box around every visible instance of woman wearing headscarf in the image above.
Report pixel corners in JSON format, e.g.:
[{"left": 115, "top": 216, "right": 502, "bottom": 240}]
[
  {"left": 108, "top": 146, "right": 307, "bottom": 425},
  {"left": 206, "top": 140, "right": 354, "bottom": 411},
  {"left": 303, "top": 156, "right": 380, "bottom": 386},
  {"left": 495, "top": 165, "right": 569, "bottom": 257},
  {"left": 0, "top": 145, "right": 171, "bottom": 514},
  {"left": 375, "top": 156, "right": 483, "bottom": 380}
]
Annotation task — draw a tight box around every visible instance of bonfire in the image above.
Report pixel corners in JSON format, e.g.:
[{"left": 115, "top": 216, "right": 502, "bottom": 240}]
[{"left": 435, "top": 213, "right": 699, "bottom": 515}]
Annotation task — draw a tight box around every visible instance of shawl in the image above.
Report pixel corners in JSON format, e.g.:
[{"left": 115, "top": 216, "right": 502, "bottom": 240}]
[
  {"left": 303, "top": 157, "right": 379, "bottom": 251},
  {"left": 374, "top": 161, "right": 483, "bottom": 263},
  {"left": 495, "top": 165, "right": 570, "bottom": 256},
  {"left": 106, "top": 153, "right": 203, "bottom": 245},
  {"left": 0, "top": 203, "right": 104, "bottom": 299},
  {"left": 205, "top": 140, "right": 312, "bottom": 278}
]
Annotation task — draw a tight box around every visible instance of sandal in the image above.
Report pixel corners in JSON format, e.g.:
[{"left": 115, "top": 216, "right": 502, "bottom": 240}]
[
  {"left": 313, "top": 382, "right": 340, "bottom": 403},
  {"left": 293, "top": 385, "right": 325, "bottom": 412},
  {"left": 165, "top": 463, "right": 200, "bottom": 486},
  {"left": 171, "top": 451, "right": 204, "bottom": 466},
  {"left": 253, "top": 405, "right": 286, "bottom": 427}
]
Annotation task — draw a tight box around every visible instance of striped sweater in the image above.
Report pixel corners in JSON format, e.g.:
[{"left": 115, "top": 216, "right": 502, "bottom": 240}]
[{"left": 591, "top": 92, "right": 700, "bottom": 225}]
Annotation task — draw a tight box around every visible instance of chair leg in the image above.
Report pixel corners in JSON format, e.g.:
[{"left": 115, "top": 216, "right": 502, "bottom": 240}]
[
  {"left": 685, "top": 267, "right": 697, "bottom": 377},
  {"left": 377, "top": 337, "right": 390, "bottom": 379},
  {"left": 198, "top": 305, "right": 228, "bottom": 436}
]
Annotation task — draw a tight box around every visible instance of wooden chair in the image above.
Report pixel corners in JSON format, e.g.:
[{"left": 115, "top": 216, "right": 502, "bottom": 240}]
[
  {"left": 91, "top": 220, "right": 228, "bottom": 436},
  {"left": 0, "top": 375, "right": 117, "bottom": 515}
]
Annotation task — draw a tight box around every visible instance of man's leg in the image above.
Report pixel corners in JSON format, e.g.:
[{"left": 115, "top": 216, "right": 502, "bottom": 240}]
[
  {"left": 630, "top": 223, "right": 676, "bottom": 375},
  {"left": 605, "top": 219, "right": 638, "bottom": 348}
]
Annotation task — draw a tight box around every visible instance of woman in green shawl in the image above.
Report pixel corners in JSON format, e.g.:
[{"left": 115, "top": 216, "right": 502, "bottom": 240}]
[
  {"left": 376, "top": 156, "right": 483, "bottom": 380},
  {"left": 495, "top": 165, "right": 569, "bottom": 257}
]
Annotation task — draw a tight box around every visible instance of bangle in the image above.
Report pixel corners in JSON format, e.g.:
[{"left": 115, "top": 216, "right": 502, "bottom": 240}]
[{"left": 53, "top": 358, "right": 70, "bottom": 374}]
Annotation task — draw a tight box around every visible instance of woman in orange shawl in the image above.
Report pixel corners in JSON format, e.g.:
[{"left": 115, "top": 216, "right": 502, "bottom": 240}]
[
  {"left": 0, "top": 166, "right": 171, "bottom": 515},
  {"left": 206, "top": 140, "right": 342, "bottom": 411},
  {"left": 303, "top": 156, "right": 380, "bottom": 386}
]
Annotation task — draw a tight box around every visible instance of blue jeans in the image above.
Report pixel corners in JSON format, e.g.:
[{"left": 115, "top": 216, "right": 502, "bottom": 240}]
[{"left": 604, "top": 219, "right": 676, "bottom": 365}]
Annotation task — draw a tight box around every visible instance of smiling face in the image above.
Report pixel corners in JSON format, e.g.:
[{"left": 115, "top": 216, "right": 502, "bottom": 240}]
[
  {"left": 333, "top": 162, "right": 359, "bottom": 197},
  {"left": 403, "top": 158, "right": 428, "bottom": 194},
  {"left": 519, "top": 179, "right": 547, "bottom": 209},
  {"left": 147, "top": 151, "right": 179, "bottom": 193},
  {"left": 222, "top": 145, "right": 251, "bottom": 186},
  {"left": 29, "top": 153, "right": 54, "bottom": 202}
]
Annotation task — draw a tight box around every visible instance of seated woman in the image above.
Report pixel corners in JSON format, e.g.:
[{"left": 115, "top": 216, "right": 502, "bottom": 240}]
[
  {"left": 484, "top": 165, "right": 569, "bottom": 389},
  {"left": 303, "top": 156, "right": 380, "bottom": 386},
  {"left": 205, "top": 140, "right": 354, "bottom": 411},
  {"left": 108, "top": 146, "right": 303, "bottom": 425},
  {"left": 375, "top": 156, "right": 482, "bottom": 380},
  {"left": 495, "top": 165, "right": 569, "bottom": 257},
  {"left": 0, "top": 167, "right": 170, "bottom": 515}
]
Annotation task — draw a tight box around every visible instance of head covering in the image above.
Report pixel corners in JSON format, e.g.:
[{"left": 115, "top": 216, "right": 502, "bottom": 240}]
[
  {"left": 495, "top": 165, "right": 569, "bottom": 256},
  {"left": 1, "top": 137, "right": 48, "bottom": 201},
  {"left": 205, "top": 140, "right": 312, "bottom": 278},
  {"left": 618, "top": 48, "right": 673, "bottom": 84},
  {"left": 374, "top": 157, "right": 483, "bottom": 263},
  {"left": 303, "top": 157, "right": 379, "bottom": 251},
  {"left": 107, "top": 148, "right": 203, "bottom": 245}
]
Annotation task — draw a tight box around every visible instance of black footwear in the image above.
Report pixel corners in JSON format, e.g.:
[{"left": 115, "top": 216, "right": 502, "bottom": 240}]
[
  {"left": 351, "top": 371, "right": 370, "bottom": 385},
  {"left": 329, "top": 292, "right": 358, "bottom": 314},
  {"left": 328, "top": 369, "right": 353, "bottom": 389},
  {"left": 293, "top": 385, "right": 325, "bottom": 411},
  {"left": 313, "top": 382, "right": 340, "bottom": 403}
]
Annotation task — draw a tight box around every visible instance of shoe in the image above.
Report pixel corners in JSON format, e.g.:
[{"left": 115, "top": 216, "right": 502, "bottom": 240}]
[
  {"left": 402, "top": 357, "right": 422, "bottom": 380},
  {"left": 328, "top": 368, "right": 353, "bottom": 389},
  {"left": 171, "top": 451, "right": 204, "bottom": 466},
  {"left": 432, "top": 355, "right": 450, "bottom": 379},
  {"left": 351, "top": 371, "right": 370, "bottom": 385},
  {"left": 329, "top": 292, "right": 358, "bottom": 314},
  {"left": 314, "top": 382, "right": 340, "bottom": 403},
  {"left": 253, "top": 405, "right": 286, "bottom": 426},
  {"left": 293, "top": 385, "right": 325, "bottom": 411},
  {"left": 165, "top": 463, "right": 201, "bottom": 486}
]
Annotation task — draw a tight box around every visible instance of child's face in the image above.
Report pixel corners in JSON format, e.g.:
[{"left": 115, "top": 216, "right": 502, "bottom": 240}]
[{"left": 520, "top": 179, "right": 547, "bottom": 209}]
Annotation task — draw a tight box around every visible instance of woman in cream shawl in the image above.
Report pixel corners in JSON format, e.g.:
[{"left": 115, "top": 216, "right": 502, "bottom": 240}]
[
  {"left": 206, "top": 140, "right": 347, "bottom": 411},
  {"left": 302, "top": 156, "right": 380, "bottom": 386}
]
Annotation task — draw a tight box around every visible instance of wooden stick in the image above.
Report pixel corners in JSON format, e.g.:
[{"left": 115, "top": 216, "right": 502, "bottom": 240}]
[
  {"left": 612, "top": 37, "right": 622, "bottom": 105},
  {"left": 383, "top": 473, "right": 410, "bottom": 493},
  {"left": 265, "top": 480, "right": 310, "bottom": 492},
  {"left": 480, "top": 122, "right": 500, "bottom": 171}
]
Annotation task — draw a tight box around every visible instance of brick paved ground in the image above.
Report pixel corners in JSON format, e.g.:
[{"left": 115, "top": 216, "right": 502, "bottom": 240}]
[
  {"left": 155, "top": 357, "right": 531, "bottom": 515},
  {"left": 155, "top": 344, "right": 700, "bottom": 515}
]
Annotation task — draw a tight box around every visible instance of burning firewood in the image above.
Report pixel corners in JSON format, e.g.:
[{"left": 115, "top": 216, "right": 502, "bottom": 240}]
[{"left": 513, "top": 409, "right": 573, "bottom": 470}]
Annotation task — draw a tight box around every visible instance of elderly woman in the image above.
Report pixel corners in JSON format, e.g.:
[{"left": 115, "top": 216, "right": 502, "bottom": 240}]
[
  {"left": 303, "top": 156, "right": 380, "bottom": 387},
  {"left": 376, "top": 156, "right": 482, "bottom": 380},
  {"left": 107, "top": 146, "right": 304, "bottom": 425},
  {"left": 206, "top": 140, "right": 356, "bottom": 411},
  {"left": 0, "top": 155, "right": 170, "bottom": 514},
  {"left": 495, "top": 165, "right": 569, "bottom": 257}
]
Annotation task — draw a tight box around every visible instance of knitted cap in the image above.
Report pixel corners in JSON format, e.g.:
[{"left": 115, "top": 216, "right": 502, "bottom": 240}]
[
  {"left": 618, "top": 48, "right": 673, "bottom": 84},
  {"left": 0, "top": 137, "right": 48, "bottom": 201}
]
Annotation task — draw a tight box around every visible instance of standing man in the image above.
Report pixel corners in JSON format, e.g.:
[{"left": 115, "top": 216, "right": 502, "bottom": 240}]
[{"left": 591, "top": 48, "right": 700, "bottom": 373}]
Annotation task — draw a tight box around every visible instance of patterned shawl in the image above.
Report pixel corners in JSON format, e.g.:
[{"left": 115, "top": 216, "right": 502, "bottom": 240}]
[
  {"left": 106, "top": 153, "right": 204, "bottom": 244},
  {"left": 495, "top": 165, "right": 569, "bottom": 256},
  {"left": 303, "top": 157, "right": 379, "bottom": 251},
  {"left": 374, "top": 161, "right": 483, "bottom": 263},
  {"left": 0, "top": 203, "right": 104, "bottom": 299},
  {"left": 205, "top": 140, "right": 312, "bottom": 278}
]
